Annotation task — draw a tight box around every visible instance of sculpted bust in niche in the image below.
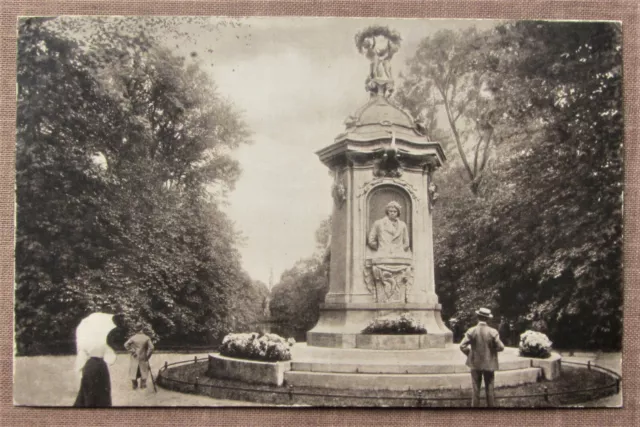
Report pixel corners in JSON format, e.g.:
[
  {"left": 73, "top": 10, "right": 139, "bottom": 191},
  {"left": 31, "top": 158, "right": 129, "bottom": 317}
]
[{"left": 367, "top": 201, "right": 412, "bottom": 260}]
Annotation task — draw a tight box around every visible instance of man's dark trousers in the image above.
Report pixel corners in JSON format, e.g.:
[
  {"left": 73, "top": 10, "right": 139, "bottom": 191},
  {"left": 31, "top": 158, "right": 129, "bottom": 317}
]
[{"left": 470, "top": 369, "right": 495, "bottom": 407}]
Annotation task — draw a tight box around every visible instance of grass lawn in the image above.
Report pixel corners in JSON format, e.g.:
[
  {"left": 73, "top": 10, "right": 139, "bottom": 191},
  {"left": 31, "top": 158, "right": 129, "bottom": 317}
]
[{"left": 159, "top": 361, "right": 619, "bottom": 407}]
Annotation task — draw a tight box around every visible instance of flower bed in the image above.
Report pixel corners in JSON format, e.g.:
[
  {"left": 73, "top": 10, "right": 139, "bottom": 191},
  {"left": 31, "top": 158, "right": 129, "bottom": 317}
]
[
  {"left": 207, "top": 354, "right": 291, "bottom": 386},
  {"left": 529, "top": 352, "right": 562, "bottom": 380},
  {"left": 519, "top": 330, "right": 553, "bottom": 358},
  {"left": 361, "top": 313, "right": 427, "bottom": 335},
  {"left": 219, "top": 332, "right": 295, "bottom": 362},
  {"left": 210, "top": 332, "right": 296, "bottom": 386}
]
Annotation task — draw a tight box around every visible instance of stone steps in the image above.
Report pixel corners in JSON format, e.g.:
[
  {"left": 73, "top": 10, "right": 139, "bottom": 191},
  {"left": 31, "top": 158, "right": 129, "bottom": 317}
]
[
  {"left": 291, "top": 358, "right": 532, "bottom": 375},
  {"left": 291, "top": 342, "right": 484, "bottom": 362},
  {"left": 291, "top": 343, "right": 528, "bottom": 368},
  {"left": 284, "top": 367, "right": 542, "bottom": 391},
  {"left": 283, "top": 344, "right": 561, "bottom": 391}
]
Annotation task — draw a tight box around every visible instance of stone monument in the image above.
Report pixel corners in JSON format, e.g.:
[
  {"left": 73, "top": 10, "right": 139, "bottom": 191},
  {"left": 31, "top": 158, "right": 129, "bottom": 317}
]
[
  {"left": 208, "top": 27, "right": 562, "bottom": 394},
  {"left": 306, "top": 26, "right": 453, "bottom": 348}
]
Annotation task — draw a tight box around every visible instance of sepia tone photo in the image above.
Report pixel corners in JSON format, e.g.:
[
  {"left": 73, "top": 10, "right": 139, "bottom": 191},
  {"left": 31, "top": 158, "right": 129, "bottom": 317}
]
[{"left": 13, "top": 16, "right": 623, "bottom": 408}]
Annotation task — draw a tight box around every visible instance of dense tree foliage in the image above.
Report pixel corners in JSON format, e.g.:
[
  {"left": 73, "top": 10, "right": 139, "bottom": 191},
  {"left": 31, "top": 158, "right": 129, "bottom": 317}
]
[
  {"left": 15, "top": 18, "right": 256, "bottom": 354},
  {"left": 269, "top": 219, "right": 331, "bottom": 341},
  {"left": 228, "top": 277, "right": 270, "bottom": 334},
  {"left": 17, "top": 17, "right": 622, "bottom": 355},
  {"left": 268, "top": 22, "right": 622, "bottom": 351},
  {"left": 399, "top": 22, "right": 623, "bottom": 350}
]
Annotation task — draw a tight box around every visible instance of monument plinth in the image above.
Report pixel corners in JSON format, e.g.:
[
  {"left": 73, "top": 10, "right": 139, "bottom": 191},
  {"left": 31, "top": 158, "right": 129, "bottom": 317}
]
[{"left": 307, "top": 27, "right": 452, "bottom": 348}]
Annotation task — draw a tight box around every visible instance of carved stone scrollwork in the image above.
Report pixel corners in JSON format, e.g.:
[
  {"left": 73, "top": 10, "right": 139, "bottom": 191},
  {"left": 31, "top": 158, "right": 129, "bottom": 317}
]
[
  {"left": 344, "top": 114, "right": 358, "bottom": 129},
  {"left": 332, "top": 180, "right": 346, "bottom": 208},
  {"left": 364, "top": 260, "right": 413, "bottom": 303},
  {"left": 423, "top": 156, "right": 440, "bottom": 212},
  {"left": 373, "top": 154, "right": 402, "bottom": 178},
  {"left": 428, "top": 181, "right": 438, "bottom": 211},
  {"left": 423, "top": 156, "right": 439, "bottom": 174},
  {"left": 373, "top": 131, "right": 403, "bottom": 178},
  {"left": 357, "top": 177, "right": 418, "bottom": 201},
  {"left": 331, "top": 170, "right": 347, "bottom": 208}
]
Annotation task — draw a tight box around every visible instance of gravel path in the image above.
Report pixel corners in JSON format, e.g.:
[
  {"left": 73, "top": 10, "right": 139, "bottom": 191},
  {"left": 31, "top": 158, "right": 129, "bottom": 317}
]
[
  {"left": 14, "top": 353, "right": 262, "bottom": 407},
  {"left": 559, "top": 351, "right": 622, "bottom": 407}
]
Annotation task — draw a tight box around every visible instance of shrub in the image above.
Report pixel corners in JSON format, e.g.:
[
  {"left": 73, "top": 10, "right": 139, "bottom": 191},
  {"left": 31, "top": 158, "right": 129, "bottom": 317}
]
[
  {"left": 361, "top": 313, "right": 427, "bottom": 335},
  {"left": 219, "top": 332, "right": 296, "bottom": 362},
  {"left": 519, "top": 330, "right": 553, "bottom": 358}
]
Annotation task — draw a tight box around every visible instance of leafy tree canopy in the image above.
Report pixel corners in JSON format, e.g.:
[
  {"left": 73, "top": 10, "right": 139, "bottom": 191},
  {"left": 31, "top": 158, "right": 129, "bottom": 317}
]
[
  {"left": 268, "top": 218, "right": 331, "bottom": 341},
  {"left": 400, "top": 21, "right": 622, "bottom": 350},
  {"left": 15, "top": 17, "right": 255, "bottom": 354}
]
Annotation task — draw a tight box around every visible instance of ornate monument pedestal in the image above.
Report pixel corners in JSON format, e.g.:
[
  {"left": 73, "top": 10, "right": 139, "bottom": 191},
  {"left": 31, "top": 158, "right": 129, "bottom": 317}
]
[
  {"left": 284, "top": 345, "right": 561, "bottom": 391},
  {"left": 305, "top": 27, "right": 452, "bottom": 349},
  {"left": 308, "top": 303, "right": 451, "bottom": 349}
]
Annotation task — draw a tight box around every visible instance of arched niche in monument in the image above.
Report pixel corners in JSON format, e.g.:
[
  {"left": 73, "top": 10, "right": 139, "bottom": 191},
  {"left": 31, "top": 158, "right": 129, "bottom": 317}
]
[
  {"left": 363, "top": 184, "right": 414, "bottom": 303},
  {"left": 366, "top": 184, "right": 412, "bottom": 250}
]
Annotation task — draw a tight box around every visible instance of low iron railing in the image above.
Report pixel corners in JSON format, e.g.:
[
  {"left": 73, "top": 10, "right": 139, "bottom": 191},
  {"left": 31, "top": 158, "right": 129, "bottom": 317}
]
[{"left": 156, "top": 357, "right": 621, "bottom": 406}]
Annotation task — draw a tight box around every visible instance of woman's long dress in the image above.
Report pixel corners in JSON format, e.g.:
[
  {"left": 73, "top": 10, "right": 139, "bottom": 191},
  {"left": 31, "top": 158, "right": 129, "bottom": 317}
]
[{"left": 73, "top": 357, "right": 112, "bottom": 407}]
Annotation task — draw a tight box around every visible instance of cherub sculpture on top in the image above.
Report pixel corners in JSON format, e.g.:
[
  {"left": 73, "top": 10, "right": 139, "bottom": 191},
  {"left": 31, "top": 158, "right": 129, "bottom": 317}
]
[{"left": 355, "top": 26, "right": 402, "bottom": 98}]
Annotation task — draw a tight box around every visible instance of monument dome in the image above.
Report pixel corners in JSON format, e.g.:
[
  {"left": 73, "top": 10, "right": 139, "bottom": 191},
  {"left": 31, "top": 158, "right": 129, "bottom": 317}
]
[
  {"left": 347, "top": 96, "right": 416, "bottom": 130},
  {"left": 320, "top": 26, "right": 444, "bottom": 170},
  {"left": 335, "top": 94, "right": 429, "bottom": 146},
  {"left": 331, "top": 25, "right": 427, "bottom": 146}
]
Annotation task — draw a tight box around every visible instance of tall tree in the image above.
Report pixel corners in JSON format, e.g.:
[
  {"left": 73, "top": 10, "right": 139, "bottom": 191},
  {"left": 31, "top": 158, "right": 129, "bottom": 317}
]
[
  {"left": 401, "top": 22, "right": 623, "bottom": 350},
  {"left": 487, "top": 21, "right": 623, "bottom": 349},
  {"left": 16, "top": 18, "right": 124, "bottom": 354},
  {"left": 269, "top": 218, "right": 331, "bottom": 340},
  {"left": 15, "top": 18, "right": 251, "bottom": 354},
  {"left": 397, "top": 28, "right": 501, "bottom": 195},
  {"left": 227, "top": 275, "right": 270, "bottom": 334}
]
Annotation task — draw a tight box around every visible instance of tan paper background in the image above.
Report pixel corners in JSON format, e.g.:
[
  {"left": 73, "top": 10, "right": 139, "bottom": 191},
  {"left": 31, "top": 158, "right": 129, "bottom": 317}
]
[{"left": 1, "top": 1, "right": 638, "bottom": 425}]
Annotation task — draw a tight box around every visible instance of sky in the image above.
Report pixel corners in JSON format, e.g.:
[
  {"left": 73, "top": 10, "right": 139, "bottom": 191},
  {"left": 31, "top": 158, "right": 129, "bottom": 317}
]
[{"left": 163, "top": 17, "right": 501, "bottom": 285}]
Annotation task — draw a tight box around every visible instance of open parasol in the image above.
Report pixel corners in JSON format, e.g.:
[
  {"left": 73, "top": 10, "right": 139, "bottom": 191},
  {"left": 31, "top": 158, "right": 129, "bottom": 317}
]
[{"left": 75, "top": 312, "right": 118, "bottom": 376}]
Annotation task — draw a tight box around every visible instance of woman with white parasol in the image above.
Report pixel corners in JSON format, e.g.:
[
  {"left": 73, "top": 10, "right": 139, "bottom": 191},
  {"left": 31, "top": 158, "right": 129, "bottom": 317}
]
[{"left": 73, "top": 312, "right": 117, "bottom": 407}]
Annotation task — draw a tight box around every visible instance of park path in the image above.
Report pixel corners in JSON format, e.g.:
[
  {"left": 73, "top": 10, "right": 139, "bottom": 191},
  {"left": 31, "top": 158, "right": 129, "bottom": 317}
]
[
  {"left": 559, "top": 351, "right": 622, "bottom": 408},
  {"left": 14, "top": 352, "right": 261, "bottom": 407},
  {"left": 14, "top": 351, "right": 622, "bottom": 407}
]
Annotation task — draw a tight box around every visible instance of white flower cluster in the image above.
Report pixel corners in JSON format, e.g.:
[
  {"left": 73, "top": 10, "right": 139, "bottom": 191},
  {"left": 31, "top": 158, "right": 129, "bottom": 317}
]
[
  {"left": 519, "top": 330, "right": 553, "bottom": 358},
  {"left": 220, "top": 332, "right": 296, "bottom": 362}
]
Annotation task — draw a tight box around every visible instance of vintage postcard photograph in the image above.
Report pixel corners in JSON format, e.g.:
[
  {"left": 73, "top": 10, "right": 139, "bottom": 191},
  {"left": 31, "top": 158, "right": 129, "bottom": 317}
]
[{"left": 13, "top": 16, "right": 623, "bottom": 408}]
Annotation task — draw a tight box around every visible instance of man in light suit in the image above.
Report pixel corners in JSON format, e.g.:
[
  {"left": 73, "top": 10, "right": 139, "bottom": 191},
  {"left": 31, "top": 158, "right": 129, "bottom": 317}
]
[
  {"left": 459, "top": 307, "right": 505, "bottom": 407},
  {"left": 124, "top": 325, "right": 154, "bottom": 390}
]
